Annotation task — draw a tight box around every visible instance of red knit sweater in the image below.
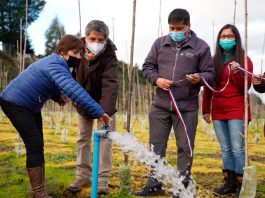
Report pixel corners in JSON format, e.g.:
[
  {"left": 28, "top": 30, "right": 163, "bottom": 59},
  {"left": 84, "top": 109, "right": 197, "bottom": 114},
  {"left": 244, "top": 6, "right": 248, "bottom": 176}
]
[{"left": 202, "top": 57, "right": 253, "bottom": 120}]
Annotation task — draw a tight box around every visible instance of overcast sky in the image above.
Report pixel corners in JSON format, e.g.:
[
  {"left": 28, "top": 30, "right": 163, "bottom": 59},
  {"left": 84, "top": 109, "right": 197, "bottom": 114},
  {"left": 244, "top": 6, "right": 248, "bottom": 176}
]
[{"left": 28, "top": 0, "right": 265, "bottom": 74}]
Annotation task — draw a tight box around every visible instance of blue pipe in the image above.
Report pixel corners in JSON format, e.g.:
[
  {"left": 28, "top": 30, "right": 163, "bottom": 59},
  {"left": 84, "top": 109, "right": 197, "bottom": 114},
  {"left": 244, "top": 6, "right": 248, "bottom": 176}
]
[{"left": 91, "top": 125, "right": 109, "bottom": 198}]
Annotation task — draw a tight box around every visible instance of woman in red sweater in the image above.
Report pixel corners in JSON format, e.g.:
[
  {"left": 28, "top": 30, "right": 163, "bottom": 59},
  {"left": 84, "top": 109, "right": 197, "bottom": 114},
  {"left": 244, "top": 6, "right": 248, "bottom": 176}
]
[{"left": 202, "top": 24, "right": 253, "bottom": 197}]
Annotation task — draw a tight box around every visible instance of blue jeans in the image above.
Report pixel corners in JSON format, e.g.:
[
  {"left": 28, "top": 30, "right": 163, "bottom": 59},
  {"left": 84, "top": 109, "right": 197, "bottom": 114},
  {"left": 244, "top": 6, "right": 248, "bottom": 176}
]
[{"left": 213, "top": 120, "right": 245, "bottom": 174}]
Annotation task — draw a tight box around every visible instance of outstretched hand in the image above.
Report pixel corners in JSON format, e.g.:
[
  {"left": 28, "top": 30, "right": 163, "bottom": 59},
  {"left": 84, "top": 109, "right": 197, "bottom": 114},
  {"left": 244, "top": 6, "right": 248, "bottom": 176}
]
[{"left": 98, "top": 113, "right": 112, "bottom": 126}]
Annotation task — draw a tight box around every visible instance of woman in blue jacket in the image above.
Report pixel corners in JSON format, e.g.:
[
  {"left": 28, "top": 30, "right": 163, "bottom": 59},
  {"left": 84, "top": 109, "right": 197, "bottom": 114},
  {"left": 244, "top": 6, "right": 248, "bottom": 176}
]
[{"left": 0, "top": 35, "right": 111, "bottom": 198}]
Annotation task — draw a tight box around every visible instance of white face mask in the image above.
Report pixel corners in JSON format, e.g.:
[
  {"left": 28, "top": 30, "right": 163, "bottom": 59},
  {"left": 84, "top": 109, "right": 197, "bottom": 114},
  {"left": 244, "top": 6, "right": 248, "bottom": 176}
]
[{"left": 86, "top": 42, "right": 106, "bottom": 55}]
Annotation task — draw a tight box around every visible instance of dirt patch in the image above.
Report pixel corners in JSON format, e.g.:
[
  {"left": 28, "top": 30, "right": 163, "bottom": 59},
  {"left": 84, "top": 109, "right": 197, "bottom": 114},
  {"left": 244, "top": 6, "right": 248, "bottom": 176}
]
[
  {"left": 250, "top": 156, "right": 265, "bottom": 163},
  {"left": 195, "top": 153, "right": 221, "bottom": 159},
  {"left": 63, "top": 165, "right": 75, "bottom": 170},
  {"left": 0, "top": 145, "right": 14, "bottom": 153}
]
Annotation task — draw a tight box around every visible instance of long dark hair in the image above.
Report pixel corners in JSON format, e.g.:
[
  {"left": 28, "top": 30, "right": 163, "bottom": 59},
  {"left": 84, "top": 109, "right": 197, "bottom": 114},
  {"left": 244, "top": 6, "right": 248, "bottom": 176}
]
[{"left": 213, "top": 24, "right": 244, "bottom": 84}]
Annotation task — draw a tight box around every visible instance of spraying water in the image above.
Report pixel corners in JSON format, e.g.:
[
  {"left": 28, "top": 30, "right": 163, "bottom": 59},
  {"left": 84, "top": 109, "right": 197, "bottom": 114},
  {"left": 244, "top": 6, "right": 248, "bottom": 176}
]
[{"left": 108, "top": 131, "right": 198, "bottom": 197}]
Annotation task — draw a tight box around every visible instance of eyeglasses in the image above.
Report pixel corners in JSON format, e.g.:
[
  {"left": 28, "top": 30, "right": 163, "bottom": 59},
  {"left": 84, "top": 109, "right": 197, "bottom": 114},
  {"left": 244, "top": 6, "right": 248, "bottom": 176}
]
[{"left": 220, "top": 34, "right": 236, "bottom": 39}]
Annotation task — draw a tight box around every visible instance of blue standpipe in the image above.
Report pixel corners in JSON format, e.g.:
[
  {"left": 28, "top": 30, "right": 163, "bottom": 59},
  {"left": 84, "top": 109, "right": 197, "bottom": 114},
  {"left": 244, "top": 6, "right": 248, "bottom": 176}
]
[{"left": 91, "top": 125, "right": 110, "bottom": 198}]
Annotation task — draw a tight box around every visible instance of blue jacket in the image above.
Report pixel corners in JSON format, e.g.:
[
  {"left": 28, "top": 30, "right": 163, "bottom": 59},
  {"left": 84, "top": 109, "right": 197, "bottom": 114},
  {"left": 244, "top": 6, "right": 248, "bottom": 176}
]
[{"left": 0, "top": 53, "right": 104, "bottom": 118}]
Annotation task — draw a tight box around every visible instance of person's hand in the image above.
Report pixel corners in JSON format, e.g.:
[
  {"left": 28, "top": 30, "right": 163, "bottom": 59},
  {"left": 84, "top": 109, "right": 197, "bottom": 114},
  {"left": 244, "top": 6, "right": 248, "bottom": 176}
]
[
  {"left": 71, "top": 101, "right": 78, "bottom": 108},
  {"left": 86, "top": 52, "right": 96, "bottom": 61},
  {"left": 230, "top": 61, "right": 240, "bottom": 74},
  {"left": 252, "top": 75, "right": 263, "bottom": 85},
  {"left": 58, "top": 95, "right": 70, "bottom": 106},
  {"left": 186, "top": 73, "right": 201, "bottom": 84},
  {"left": 98, "top": 113, "right": 112, "bottom": 126},
  {"left": 203, "top": 114, "right": 211, "bottom": 124},
  {"left": 156, "top": 78, "right": 173, "bottom": 91}
]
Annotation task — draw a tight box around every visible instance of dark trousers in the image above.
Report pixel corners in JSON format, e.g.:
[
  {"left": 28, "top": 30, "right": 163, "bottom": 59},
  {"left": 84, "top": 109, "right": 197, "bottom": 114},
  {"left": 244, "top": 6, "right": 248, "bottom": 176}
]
[
  {"left": 147, "top": 104, "right": 198, "bottom": 187},
  {"left": 0, "top": 98, "right": 44, "bottom": 168}
]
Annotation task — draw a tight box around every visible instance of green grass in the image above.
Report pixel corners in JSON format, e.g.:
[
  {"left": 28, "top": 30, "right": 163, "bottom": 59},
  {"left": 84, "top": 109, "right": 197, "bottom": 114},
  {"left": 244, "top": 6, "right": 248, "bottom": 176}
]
[{"left": 0, "top": 112, "right": 265, "bottom": 198}]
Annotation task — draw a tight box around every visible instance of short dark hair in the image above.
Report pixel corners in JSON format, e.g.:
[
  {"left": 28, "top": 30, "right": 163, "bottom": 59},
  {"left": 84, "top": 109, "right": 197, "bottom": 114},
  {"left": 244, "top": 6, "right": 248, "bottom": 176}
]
[
  {"left": 168, "top": 8, "right": 190, "bottom": 25},
  {"left": 85, "top": 20, "right": 109, "bottom": 38},
  {"left": 55, "top": 35, "right": 84, "bottom": 55}
]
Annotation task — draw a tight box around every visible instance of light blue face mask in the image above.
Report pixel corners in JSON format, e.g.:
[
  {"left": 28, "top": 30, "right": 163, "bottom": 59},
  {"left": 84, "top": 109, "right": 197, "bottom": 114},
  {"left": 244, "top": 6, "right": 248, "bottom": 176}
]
[
  {"left": 169, "top": 31, "right": 185, "bottom": 42},
  {"left": 219, "top": 39, "right": 236, "bottom": 51}
]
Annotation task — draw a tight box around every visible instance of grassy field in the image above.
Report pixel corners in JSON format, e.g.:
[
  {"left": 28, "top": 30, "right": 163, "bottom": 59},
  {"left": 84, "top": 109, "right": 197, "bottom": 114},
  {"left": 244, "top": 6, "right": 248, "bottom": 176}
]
[{"left": 0, "top": 110, "right": 265, "bottom": 198}]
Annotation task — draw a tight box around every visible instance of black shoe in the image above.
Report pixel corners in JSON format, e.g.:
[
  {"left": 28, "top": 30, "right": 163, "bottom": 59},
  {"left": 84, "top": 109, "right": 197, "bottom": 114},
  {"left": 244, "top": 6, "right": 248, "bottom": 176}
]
[
  {"left": 134, "top": 185, "right": 165, "bottom": 197},
  {"left": 172, "top": 193, "right": 180, "bottom": 198},
  {"left": 213, "top": 185, "right": 236, "bottom": 197}
]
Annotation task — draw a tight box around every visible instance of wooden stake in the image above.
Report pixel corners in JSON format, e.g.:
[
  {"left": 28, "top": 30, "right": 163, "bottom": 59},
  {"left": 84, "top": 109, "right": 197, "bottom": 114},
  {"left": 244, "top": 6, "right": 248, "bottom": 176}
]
[
  {"left": 22, "top": 0, "right": 28, "bottom": 71},
  {"left": 212, "top": 20, "right": 216, "bottom": 51},
  {"left": 78, "top": 0, "right": 82, "bottom": 36},
  {"left": 158, "top": 0, "right": 162, "bottom": 37},
  {"left": 19, "top": 18, "right": 23, "bottom": 73},
  {"left": 122, "top": 62, "right": 125, "bottom": 112},
  {"left": 233, "top": 0, "right": 237, "bottom": 25},
  {"left": 112, "top": 17, "right": 115, "bottom": 42},
  {"left": 244, "top": 0, "right": 249, "bottom": 166},
  {"left": 125, "top": 0, "right": 137, "bottom": 164}
]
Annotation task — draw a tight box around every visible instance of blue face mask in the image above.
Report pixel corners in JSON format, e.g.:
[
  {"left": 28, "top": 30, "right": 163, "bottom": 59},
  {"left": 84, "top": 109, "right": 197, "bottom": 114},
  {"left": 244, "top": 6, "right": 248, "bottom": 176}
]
[
  {"left": 219, "top": 39, "right": 236, "bottom": 51},
  {"left": 169, "top": 31, "right": 185, "bottom": 42}
]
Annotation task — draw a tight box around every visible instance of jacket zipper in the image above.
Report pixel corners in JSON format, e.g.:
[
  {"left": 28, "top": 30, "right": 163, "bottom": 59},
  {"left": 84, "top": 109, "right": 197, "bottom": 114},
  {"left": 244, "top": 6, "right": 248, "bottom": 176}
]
[{"left": 170, "top": 47, "right": 180, "bottom": 111}]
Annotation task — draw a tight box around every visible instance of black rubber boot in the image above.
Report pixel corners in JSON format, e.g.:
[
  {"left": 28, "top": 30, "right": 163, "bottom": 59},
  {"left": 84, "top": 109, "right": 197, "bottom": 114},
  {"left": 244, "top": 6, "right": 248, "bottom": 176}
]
[
  {"left": 213, "top": 169, "right": 237, "bottom": 197},
  {"left": 235, "top": 174, "right": 243, "bottom": 198}
]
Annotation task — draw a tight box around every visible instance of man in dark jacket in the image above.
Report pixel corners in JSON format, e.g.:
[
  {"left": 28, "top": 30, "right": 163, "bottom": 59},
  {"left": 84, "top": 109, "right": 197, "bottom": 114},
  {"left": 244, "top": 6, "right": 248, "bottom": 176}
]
[
  {"left": 135, "top": 9, "right": 215, "bottom": 197},
  {"left": 67, "top": 20, "right": 118, "bottom": 194}
]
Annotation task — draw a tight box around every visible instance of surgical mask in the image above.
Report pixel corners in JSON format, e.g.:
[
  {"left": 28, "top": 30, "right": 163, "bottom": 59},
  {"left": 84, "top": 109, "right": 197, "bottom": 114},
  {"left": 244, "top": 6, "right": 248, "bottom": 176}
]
[
  {"left": 219, "top": 39, "right": 236, "bottom": 51},
  {"left": 86, "top": 42, "right": 106, "bottom": 55},
  {"left": 169, "top": 31, "right": 185, "bottom": 42}
]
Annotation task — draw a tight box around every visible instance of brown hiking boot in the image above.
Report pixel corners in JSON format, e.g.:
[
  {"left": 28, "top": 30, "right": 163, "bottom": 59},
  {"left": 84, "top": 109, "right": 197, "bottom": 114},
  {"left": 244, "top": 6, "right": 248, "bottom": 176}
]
[
  {"left": 29, "top": 189, "right": 35, "bottom": 198},
  {"left": 67, "top": 178, "right": 91, "bottom": 192},
  {"left": 97, "top": 181, "right": 109, "bottom": 195},
  {"left": 27, "top": 167, "right": 52, "bottom": 198}
]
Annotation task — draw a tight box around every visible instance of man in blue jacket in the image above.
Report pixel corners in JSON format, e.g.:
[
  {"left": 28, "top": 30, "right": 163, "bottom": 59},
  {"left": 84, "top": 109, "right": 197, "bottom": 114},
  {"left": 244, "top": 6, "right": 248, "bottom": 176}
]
[
  {"left": 135, "top": 9, "right": 215, "bottom": 197},
  {"left": 0, "top": 35, "right": 111, "bottom": 198}
]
